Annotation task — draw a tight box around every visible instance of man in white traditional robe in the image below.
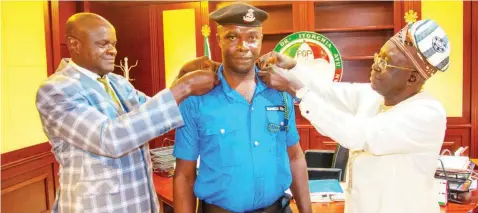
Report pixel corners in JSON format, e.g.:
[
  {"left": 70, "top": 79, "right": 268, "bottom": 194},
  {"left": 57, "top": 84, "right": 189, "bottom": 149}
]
[{"left": 256, "top": 19, "right": 451, "bottom": 213}]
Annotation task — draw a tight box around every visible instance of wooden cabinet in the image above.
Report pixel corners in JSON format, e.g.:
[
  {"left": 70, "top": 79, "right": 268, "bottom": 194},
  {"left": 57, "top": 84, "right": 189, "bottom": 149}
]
[
  {"left": 1, "top": 144, "right": 57, "bottom": 213},
  {"left": 312, "top": 1, "right": 395, "bottom": 85},
  {"left": 43, "top": 1, "right": 473, "bottom": 154}
]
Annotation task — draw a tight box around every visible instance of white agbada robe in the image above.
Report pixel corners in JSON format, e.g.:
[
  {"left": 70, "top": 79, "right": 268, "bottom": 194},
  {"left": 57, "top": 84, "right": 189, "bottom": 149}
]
[{"left": 292, "top": 65, "right": 446, "bottom": 213}]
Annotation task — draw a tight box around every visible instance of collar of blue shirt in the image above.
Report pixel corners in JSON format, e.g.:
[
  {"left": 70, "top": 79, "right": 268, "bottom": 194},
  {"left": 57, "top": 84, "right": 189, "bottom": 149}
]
[{"left": 216, "top": 64, "right": 268, "bottom": 103}]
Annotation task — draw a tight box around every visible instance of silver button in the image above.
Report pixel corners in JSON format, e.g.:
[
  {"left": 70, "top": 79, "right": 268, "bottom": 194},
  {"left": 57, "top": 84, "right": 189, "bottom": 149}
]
[
  {"left": 220, "top": 129, "right": 225, "bottom": 134},
  {"left": 254, "top": 141, "right": 259, "bottom": 146},
  {"left": 280, "top": 121, "right": 284, "bottom": 126}
]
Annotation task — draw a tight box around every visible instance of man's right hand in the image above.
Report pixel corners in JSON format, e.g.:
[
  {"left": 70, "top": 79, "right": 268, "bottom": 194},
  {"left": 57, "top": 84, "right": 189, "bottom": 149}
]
[
  {"left": 258, "top": 65, "right": 303, "bottom": 97},
  {"left": 256, "top": 51, "right": 297, "bottom": 70},
  {"left": 170, "top": 70, "right": 219, "bottom": 104}
]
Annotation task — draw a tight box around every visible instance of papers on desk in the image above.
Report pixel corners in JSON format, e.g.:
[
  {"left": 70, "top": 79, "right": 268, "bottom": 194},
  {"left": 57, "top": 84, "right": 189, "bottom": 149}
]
[
  {"left": 285, "top": 179, "right": 345, "bottom": 203},
  {"left": 437, "top": 155, "right": 470, "bottom": 172}
]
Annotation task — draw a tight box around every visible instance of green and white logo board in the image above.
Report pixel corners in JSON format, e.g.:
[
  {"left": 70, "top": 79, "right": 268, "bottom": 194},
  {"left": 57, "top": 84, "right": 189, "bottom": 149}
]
[{"left": 273, "top": 31, "right": 343, "bottom": 82}]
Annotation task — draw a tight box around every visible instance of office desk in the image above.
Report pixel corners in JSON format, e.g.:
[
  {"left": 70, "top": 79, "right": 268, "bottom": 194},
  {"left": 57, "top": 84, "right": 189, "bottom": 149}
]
[
  {"left": 153, "top": 174, "right": 478, "bottom": 213},
  {"left": 154, "top": 175, "right": 174, "bottom": 213},
  {"left": 289, "top": 198, "right": 478, "bottom": 213}
]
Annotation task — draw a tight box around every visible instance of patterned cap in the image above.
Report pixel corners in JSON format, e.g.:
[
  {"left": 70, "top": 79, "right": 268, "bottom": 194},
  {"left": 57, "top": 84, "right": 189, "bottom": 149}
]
[
  {"left": 390, "top": 19, "right": 450, "bottom": 79},
  {"left": 209, "top": 2, "right": 269, "bottom": 27}
]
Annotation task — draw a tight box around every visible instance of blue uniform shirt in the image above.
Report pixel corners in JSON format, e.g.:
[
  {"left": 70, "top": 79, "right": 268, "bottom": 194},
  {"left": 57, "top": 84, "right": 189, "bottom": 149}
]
[{"left": 173, "top": 65, "right": 300, "bottom": 212}]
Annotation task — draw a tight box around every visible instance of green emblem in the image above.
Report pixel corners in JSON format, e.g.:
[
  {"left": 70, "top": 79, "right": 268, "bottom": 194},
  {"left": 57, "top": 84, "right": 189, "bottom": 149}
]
[{"left": 274, "top": 31, "right": 343, "bottom": 82}]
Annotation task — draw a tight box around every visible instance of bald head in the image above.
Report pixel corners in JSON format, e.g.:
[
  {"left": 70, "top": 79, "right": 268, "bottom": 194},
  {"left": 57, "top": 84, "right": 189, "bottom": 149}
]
[
  {"left": 65, "top": 13, "right": 113, "bottom": 39},
  {"left": 65, "top": 12, "right": 117, "bottom": 76}
]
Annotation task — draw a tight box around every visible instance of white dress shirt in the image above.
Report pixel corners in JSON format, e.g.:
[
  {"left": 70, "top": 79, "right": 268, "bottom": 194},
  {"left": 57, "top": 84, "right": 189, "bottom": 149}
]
[
  {"left": 291, "top": 64, "right": 446, "bottom": 213},
  {"left": 69, "top": 59, "right": 124, "bottom": 111}
]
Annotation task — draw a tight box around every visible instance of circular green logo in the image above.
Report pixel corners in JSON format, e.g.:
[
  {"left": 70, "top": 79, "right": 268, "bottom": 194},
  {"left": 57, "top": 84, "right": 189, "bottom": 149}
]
[{"left": 273, "top": 31, "right": 343, "bottom": 82}]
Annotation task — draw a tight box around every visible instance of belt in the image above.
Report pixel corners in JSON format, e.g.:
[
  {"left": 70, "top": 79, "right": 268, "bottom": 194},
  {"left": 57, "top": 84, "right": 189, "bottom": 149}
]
[{"left": 199, "top": 195, "right": 291, "bottom": 213}]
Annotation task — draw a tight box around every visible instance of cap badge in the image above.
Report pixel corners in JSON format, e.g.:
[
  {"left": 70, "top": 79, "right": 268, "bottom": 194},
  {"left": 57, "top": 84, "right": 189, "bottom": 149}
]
[
  {"left": 432, "top": 36, "right": 447, "bottom": 53},
  {"left": 243, "top": 8, "right": 255, "bottom": 23}
]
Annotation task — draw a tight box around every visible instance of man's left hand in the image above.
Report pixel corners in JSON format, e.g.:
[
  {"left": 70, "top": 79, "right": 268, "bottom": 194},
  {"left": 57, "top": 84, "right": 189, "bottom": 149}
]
[
  {"left": 258, "top": 65, "right": 304, "bottom": 97},
  {"left": 177, "top": 56, "right": 220, "bottom": 79}
]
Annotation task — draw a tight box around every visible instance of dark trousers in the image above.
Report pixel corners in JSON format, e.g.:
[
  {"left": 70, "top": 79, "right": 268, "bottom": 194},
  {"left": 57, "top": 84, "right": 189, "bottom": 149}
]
[{"left": 197, "top": 195, "right": 292, "bottom": 213}]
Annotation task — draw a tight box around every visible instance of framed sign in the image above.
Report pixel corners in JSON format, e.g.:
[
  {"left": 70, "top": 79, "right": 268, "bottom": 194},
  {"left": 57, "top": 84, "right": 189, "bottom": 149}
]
[{"left": 274, "top": 31, "right": 343, "bottom": 82}]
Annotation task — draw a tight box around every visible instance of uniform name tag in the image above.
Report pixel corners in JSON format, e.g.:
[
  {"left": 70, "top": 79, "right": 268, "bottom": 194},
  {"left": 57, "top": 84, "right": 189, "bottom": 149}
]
[{"left": 266, "top": 106, "right": 285, "bottom": 111}]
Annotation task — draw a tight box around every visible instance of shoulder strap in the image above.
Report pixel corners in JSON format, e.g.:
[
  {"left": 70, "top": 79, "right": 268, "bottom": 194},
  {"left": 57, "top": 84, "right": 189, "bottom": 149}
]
[
  {"left": 281, "top": 92, "right": 290, "bottom": 132},
  {"left": 267, "top": 92, "right": 291, "bottom": 132}
]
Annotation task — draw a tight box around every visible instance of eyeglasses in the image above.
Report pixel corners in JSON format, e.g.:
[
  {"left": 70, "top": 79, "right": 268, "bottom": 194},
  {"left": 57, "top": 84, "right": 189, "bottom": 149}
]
[{"left": 373, "top": 53, "right": 415, "bottom": 72}]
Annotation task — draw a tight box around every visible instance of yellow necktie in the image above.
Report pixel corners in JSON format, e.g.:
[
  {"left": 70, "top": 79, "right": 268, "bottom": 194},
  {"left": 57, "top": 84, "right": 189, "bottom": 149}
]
[{"left": 97, "top": 76, "right": 121, "bottom": 108}]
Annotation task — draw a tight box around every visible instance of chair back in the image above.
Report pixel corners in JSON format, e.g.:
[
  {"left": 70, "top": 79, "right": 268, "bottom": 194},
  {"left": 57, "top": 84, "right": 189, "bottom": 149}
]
[
  {"left": 304, "top": 144, "right": 349, "bottom": 181},
  {"left": 307, "top": 168, "right": 342, "bottom": 181},
  {"left": 304, "top": 149, "right": 334, "bottom": 168},
  {"left": 332, "top": 144, "right": 349, "bottom": 181}
]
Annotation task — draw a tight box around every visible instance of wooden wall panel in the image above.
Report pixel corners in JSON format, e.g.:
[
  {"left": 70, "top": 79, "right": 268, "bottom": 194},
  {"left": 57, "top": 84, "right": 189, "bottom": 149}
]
[
  {"left": 308, "top": 130, "right": 323, "bottom": 150},
  {"left": 2, "top": 166, "right": 55, "bottom": 213},
  {"left": 49, "top": 0, "right": 61, "bottom": 71},
  {"left": 469, "top": 1, "right": 478, "bottom": 157},
  {"left": 44, "top": 0, "right": 84, "bottom": 75},
  {"left": 57, "top": 1, "right": 77, "bottom": 59},
  {"left": 40, "top": 1, "right": 475, "bottom": 156},
  {"left": 43, "top": 1, "right": 55, "bottom": 76},
  {"left": 261, "top": 5, "right": 294, "bottom": 34},
  {"left": 308, "top": 130, "right": 336, "bottom": 150},
  {"left": 401, "top": 0, "right": 421, "bottom": 29},
  {"left": 305, "top": 127, "right": 471, "bottom": 154},
  {"left": 321, "top": 30, "right": 394, "bottom": 58},
  {"left": 1, "top": 143, "right": 56, "bottom": 213},
  {"left": 90, "top": 4, "right": 155, "bottom": 96},
  {"left": 207, "top": 2, "right": 221, "bottom": 62},
  {"left": 298, "top": 127, "right": 310, "bottom": 152},
  {"left": 261, "top": 34, "right": 288, "bottom": 55},
  {"left": 341, "top": 60, "right": 373, "bottom": 83},
  {"left": 443, "top": 128, "right": 471, "bottom": 156},
  {"left": 58, "top": 1, "right": 76, "bottom": 45},
  {"left": 323, "top": 141, "right": 339, "bottom": 151},
  {"left": 314, "top": 1, "right": 394, "bottom": 30}
]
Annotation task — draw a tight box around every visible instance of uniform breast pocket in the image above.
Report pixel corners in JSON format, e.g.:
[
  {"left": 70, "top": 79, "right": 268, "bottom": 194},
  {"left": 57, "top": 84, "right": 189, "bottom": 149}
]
[
  {"left": 201, "top": 121, "right": 241, "bottom": 167},
  {"left": 266, "top": 111, "right": 287, "bottom": 156}
]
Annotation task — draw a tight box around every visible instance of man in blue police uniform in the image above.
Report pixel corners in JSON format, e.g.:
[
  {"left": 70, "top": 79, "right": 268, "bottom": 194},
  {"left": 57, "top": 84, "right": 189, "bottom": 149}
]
[{"left": 173, "top": 2, "right": 312, "bottom": 213}]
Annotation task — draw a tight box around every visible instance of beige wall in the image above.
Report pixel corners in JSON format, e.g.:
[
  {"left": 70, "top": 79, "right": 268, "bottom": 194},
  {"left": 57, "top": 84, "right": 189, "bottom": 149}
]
[
  {"left": 422, "top": 1, "right": 463, "bottom": 117},
  {"left": 163, "top": 8, "right": 197, "bottom": 88},
  {"left": 1, "top": 1, "right": 49, "bottom": 153}
]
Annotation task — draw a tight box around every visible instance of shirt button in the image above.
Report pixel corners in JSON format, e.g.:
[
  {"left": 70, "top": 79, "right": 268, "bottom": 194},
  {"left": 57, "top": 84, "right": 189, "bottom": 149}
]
[
  {"left": 306, "top": 110, "right": 310, "bottom": 114},
  {"left": 280, "top": 121, "right": 284, "bottom": 126},
  {"left": 220, "top": 129, "right": 225, "bottom": 134},
  {"left": 251, "top": 107, "right": 254, "bottom": 111},
  {"left": 254, "top": 141, "right": 259, "bottom": 146}
]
